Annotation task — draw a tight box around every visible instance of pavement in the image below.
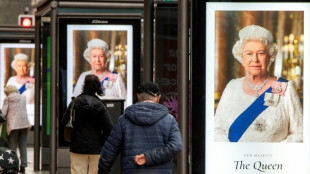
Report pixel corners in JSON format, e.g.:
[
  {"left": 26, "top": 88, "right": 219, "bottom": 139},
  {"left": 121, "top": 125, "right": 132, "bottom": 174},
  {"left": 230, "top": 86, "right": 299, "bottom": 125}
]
[{"left": 24, "top": 147, "right": 49, "bottom": 174}]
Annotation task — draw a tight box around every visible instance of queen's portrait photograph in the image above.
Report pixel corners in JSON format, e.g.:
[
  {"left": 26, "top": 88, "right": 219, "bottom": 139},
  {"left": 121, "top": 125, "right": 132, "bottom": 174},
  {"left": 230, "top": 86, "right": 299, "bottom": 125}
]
[
  {"left": 0, "top": 44, "right": 35, "bottom": 125},
  {"left": 213, "top": 11, "right": 303, "bottom": 143},
  {"left": 66, "top": 25, "right": 133, "bottom": 106}
]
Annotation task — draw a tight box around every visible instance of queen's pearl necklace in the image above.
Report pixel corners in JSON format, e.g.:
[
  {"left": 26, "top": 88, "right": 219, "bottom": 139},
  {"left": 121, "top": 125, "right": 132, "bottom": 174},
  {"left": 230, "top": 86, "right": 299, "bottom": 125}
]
[{"left": 247, "top": 74, "right": 270, "bottom": 97}]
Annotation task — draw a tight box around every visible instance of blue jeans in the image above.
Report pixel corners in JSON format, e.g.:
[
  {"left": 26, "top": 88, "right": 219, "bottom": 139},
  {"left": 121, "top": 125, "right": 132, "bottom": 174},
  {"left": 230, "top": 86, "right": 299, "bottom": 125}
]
[{"left": 7, "top": 128, "right": 28, "bottom": 167}]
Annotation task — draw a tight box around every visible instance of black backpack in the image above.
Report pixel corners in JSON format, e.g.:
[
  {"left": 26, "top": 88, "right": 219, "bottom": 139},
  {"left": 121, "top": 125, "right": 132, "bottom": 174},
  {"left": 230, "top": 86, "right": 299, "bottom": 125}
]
[{"left": 0, "top": 146, "right": 19, "bottom": 174}]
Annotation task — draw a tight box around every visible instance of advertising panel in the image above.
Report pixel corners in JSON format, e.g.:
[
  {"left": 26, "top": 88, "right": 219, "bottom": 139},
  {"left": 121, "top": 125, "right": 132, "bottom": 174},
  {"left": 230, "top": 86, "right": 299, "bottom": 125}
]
[
  {"left": 0, "top": 43, "right": 35, "bottom": 125},
  {"left": 66, "top": 24, "right": 133, "bottom": 107},
  {"left": 58, "top": 17, "right": 141, "bottom": 147},
  {"left": 206, "top": 3, "right": 309, "bottom": 174}
]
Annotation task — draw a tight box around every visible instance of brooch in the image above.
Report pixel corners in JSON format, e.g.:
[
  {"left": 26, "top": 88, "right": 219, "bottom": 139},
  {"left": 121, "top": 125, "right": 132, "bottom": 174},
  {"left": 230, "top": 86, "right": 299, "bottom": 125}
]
[
  {"left": 264, "top": 92, "right": 280, "bottom": 107},
  {"left": 271, "top": 81, "right": 288, "bottom": 96},
  {"left": 103, "top": 80, "right": 113, "bottom": 89},
  {"left": 254, "top": 118, "right": 266, "bottom": 132},
  {"left": 109, "top": 74, "right": 118, "bottom": 82}
]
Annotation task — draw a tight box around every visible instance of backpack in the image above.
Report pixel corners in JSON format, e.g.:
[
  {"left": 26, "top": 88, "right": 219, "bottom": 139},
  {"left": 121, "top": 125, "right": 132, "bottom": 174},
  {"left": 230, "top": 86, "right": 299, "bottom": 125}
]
[{"left": 0, "top": 146, "right": 19, "bottom": 174}]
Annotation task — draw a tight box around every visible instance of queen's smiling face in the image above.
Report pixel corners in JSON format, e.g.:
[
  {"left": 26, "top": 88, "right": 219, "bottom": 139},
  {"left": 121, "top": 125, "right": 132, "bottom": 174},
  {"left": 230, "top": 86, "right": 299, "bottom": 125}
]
[
  {"left": 242, "top": 40, "right": 270, "bottom": 77},
  {"left": 15, "top": 60, "right": 28, "bottom": 77},
  {"left": 89, "top": 48, "right": 107, "bottom": 72}
]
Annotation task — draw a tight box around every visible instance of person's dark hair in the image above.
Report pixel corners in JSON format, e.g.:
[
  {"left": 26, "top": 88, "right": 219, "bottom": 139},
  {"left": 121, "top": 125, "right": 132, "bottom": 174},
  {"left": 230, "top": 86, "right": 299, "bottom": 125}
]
[
  {"left": 137, "top": 82, "right": 161, "bottom": 97},
  {"left": 82, "top": 74, "right": 103, "bottom": 96},
  {"left": 137, "top": 82, "right": 161, "bottom": 102}
]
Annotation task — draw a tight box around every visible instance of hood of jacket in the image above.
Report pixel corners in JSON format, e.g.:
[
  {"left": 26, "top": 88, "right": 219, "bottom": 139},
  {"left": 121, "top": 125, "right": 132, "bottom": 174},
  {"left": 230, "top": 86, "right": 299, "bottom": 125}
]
[{"left": 124, "top": 101, "right": 169, "bottom": 126}]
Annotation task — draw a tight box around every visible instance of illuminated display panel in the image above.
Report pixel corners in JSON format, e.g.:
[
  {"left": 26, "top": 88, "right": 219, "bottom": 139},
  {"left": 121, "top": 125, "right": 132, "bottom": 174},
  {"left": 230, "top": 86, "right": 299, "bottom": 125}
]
[
  {"left": 0, "top": 43, "right": 35, "bottom": 125},
  {"left": 66, "top": 24, "right": 133, "bottom": 106},
  {"left": 58, "top": 17, "right": 141, "bottom": 146},
  {"left": 58, "top": 17, "right": 141, "bottom": 108},
  {"left": 205, "top": 3, "right": 310, "bottom": 173}
]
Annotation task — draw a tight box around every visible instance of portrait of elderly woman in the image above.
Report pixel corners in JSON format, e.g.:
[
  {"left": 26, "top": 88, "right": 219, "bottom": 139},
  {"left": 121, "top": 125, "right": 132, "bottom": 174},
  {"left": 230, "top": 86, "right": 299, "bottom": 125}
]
[
  {"left": 214, "top": 25, "right": 303, "bottom": 143},
  {"left": 72, "top": 38, "right": 127, "bottom": 100},
  {"left": 6, "top": 53, "right": 35, "bottom": 104}
]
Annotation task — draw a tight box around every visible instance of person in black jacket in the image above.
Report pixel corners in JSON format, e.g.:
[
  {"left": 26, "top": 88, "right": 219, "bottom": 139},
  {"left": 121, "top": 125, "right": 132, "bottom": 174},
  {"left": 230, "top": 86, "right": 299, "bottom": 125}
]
[
  {"left": 98, "top": 82, "right": 182, "bottom": 174},
  {"left": 62, "top": 74, "right": 113, "bottom": 174}
]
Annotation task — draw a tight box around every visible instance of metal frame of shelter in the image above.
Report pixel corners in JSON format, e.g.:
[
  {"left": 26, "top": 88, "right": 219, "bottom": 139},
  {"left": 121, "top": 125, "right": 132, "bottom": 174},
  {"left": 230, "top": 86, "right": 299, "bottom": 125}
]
[
  {"left": 0, "top": 26, "right": 35, "bottom": 40},
  {"left": 33, "top": 0, "right": 193, "bottom": 174},
  {"left": 34, "top": 1, "right": 144, "bottom": 173}
]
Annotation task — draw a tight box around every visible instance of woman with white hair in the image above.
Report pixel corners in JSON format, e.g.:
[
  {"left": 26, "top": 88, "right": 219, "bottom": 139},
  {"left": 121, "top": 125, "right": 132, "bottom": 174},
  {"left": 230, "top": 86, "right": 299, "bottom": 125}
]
[
  {"left": 2, "top": 85, "right": 31, "bottom": 173},
  {"left": 6, "top": 53, "right": 35, "bottom": 104},
  {"left": 73, "top": 38, "right": 126, "bottom": 100},
  {"left": 214, "top": 25, "right": 303, "bottom": 142}
]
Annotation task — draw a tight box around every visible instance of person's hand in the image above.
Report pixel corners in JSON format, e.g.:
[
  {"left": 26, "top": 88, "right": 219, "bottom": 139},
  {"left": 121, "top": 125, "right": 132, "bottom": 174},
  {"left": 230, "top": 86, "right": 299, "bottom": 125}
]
[{"left": 134, "top": 154, "right": 146, "bottom": 166}]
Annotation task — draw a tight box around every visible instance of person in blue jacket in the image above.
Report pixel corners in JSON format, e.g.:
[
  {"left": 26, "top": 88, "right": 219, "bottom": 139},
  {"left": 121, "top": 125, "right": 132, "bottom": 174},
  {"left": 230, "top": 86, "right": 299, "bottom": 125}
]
[{"left": 98, "top": 82, "right": 182, "bottom": 174}]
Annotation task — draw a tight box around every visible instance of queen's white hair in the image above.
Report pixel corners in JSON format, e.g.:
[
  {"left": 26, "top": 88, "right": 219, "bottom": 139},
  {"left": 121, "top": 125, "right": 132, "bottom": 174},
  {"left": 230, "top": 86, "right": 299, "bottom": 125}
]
[
  {"left": 11, "top": 53, "right": 31, "bottom": 71},
  {"left": 232, "top": 25, "right": 278, "bottom": 67},
  {"left": 83, "top": 38, "right": 111, "bottom": 65}
]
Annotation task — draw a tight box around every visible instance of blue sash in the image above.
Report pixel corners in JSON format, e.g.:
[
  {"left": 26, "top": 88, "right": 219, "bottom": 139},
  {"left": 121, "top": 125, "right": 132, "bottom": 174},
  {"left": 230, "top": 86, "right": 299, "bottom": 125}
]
[
  {"left": 18, "top": 83, "right": 27, "bottom": 94},
  {"left": 228, "top": 78, "right": 288, "bottom": 142}
]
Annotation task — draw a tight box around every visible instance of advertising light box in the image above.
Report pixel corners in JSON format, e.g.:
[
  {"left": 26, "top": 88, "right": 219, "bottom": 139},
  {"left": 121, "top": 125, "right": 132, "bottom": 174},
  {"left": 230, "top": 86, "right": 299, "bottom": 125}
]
[
  {"left": 0, "top": 43, "right": 35, "bottom": 125},
  {"left": 58, "top": 17, "right": 141, "bottom": 146},
  {"left": 206, "top": 2, "right": 310, "bottom": 174},
  {"left": 58, "top": 17, "right": 141, "bottom": 108}
]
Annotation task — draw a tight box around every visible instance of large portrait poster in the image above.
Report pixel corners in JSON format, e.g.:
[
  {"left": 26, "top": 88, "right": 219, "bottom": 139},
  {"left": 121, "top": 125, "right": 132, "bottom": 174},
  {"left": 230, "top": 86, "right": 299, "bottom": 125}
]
[
  {"left": 66, "top": 25, "right": 133, "bottom": 107},
  {"left": 0, "top": 43, "right": 35, "bottom": 125},
  {"left": 206, "top": 3, "right": 310, "bottom": 174}
]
